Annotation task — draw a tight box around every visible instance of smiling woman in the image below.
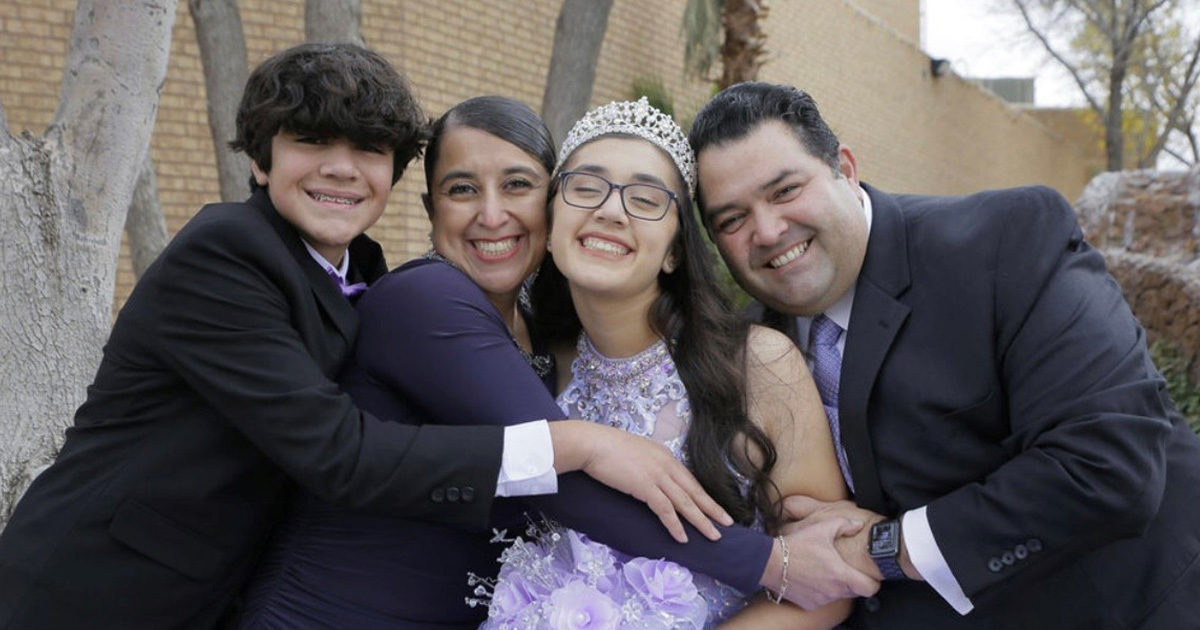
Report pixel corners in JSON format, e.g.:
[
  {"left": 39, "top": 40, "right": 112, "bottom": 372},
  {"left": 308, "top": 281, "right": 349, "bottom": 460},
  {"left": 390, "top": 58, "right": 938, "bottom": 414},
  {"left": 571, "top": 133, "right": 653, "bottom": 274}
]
[{"left": 425, "top": 125, "right": 549, "bottom": 317}]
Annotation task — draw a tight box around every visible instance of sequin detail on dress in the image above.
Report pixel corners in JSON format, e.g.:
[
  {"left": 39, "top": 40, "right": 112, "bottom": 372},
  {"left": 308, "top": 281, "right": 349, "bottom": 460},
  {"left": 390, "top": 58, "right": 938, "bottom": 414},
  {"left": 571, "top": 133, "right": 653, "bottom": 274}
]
[
  {"left": 557, "top": 333, "right": 691, "bottom": 460},
  {"left": 474, "top": 333, "right": 747, "bottom": 628}
]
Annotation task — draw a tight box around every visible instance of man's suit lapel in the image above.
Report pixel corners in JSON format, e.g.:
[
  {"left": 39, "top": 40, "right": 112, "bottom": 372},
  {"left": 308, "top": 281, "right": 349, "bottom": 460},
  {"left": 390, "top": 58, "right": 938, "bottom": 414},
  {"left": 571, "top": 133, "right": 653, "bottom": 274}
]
[
  {"left": 840, "top": 184, "right": 911, "bottom": 513},
  {"left": 249, "top": 190, "right": 359, "bottom": 345}
]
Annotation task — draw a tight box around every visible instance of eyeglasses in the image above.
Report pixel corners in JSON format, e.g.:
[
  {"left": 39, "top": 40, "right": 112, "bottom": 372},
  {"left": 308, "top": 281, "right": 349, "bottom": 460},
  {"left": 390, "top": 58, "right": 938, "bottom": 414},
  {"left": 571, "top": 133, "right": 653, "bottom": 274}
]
[{"left": 557, "top": 171, "right": 678, "bottom": 221}]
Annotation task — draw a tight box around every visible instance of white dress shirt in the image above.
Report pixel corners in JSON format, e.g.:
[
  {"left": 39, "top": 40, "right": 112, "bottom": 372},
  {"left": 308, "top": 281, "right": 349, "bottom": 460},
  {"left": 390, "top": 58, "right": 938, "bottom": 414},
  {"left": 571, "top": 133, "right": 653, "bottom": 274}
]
[
  {"left": 793, "top": 189, "right": 973, "bottom": 614},
  {"left": 303, "top": 242, "right": 558, "bottom": 497}
]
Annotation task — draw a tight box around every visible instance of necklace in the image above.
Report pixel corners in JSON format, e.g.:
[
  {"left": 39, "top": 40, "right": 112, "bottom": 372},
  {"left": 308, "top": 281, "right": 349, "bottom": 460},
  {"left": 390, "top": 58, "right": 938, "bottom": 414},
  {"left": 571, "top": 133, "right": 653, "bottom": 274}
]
[{"left": 564, "top": 332, "right": 687, "bottom": 438}]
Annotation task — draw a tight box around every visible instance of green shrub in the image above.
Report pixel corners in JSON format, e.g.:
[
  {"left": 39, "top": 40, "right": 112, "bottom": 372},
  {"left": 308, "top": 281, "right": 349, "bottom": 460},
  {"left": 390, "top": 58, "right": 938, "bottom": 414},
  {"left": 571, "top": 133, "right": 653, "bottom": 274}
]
[
  {"left": 629, "top": 75, "right": 675, "bottom": 118},
  {"left": 1149, "top": 340, "right": 1200, "bottom": 434}
]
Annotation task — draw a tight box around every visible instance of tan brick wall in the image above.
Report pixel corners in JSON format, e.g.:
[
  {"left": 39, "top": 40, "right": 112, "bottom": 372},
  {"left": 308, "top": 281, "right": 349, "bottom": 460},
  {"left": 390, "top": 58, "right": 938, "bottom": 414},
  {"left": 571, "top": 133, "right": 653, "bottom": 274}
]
[
  {"left": 851, "top": 0, "right": 921, "bottom": 44},
  {"left": 757, "top": 0, "right": 1094, "bottom": 199},
  {"left": 1, "top": 0, "right": 1096, "bottom": 312}
]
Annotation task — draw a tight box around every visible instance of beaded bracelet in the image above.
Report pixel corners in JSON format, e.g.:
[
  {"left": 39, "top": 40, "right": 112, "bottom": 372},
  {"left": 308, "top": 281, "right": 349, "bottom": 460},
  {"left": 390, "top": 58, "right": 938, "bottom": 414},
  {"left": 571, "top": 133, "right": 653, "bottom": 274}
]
[{"left": 768, "top": 534, "right": 790, "bottom": 604}]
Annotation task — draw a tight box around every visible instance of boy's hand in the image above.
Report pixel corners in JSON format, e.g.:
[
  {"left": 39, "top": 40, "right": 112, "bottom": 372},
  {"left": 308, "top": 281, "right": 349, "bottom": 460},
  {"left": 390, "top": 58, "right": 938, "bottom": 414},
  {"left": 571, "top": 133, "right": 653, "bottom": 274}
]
[{"left": 549, "top": 420, "right": 733, "bottom": 543}]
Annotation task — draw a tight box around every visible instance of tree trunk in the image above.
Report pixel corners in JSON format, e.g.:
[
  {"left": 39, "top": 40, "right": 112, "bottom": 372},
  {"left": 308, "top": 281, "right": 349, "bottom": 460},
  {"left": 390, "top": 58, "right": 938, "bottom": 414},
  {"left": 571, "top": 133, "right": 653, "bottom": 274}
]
[
  {"left": 306, "top": 0, "right": 363, "bottom": 45},
  {"left": 191, "top": 0, "right": 251, "bottom": 202},
  {"left": 1107, "top": 62, "right": 1128, "bottom": 171},
  {"left": 718, "top": 0, "right": 768, "bottom": 89},
  {"left": 0, "top": 0, "right": 176, "bottom": 524},
  {"left": 540, "top": 0, "right": 615, "bottom": 147},
  {"left": 125, "top": 153, "right": 171, "bottom": 277}
]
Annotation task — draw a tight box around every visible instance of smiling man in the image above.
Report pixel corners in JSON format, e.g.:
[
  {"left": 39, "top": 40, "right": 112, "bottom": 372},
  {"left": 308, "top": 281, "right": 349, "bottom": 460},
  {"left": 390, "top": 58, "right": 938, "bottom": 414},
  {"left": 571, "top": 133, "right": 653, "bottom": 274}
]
[{"left": 689, "top": 82, "right": 1200, "bottom": 629}]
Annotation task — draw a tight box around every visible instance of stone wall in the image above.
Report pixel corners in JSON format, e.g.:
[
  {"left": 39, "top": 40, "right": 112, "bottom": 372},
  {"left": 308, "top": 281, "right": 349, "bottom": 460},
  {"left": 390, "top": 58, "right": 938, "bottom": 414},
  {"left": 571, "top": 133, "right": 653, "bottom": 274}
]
[
  {"left": 1076, "top": 166, "right": 1200, "bottom": 384},
  {"left": 1076, "top": 167, "right": 1200, "bottom": 266}
]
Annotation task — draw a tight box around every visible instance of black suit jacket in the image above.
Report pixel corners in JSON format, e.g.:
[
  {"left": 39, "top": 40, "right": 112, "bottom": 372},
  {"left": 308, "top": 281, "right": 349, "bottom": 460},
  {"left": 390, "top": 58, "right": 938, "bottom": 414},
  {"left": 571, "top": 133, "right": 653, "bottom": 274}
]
[
  {"left": 0, "top": 191, "right": 505, "bottom": 629},
  {"left": 759, "top": 184, "right": 1200, "bottom": 629}
]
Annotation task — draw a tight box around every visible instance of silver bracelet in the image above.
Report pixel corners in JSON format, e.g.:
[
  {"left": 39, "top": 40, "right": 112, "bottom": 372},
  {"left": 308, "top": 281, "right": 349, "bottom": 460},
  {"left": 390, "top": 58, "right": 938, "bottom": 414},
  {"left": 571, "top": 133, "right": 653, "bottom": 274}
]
[{"left": 768, "top": 534, "right": 790, "bottom": 604}]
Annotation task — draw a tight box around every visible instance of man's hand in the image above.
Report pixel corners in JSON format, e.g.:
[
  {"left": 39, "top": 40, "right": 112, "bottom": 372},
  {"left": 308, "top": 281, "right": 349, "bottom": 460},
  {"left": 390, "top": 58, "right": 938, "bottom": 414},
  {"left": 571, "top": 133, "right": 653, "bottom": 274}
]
[
  {"left": 784, "top": 495, "right": 889, "bottom": 580},
  {"left": 786, "top": 496, "right": 926, "bottom": 581},
  {"left": 549, "top": 420, "right": 733, "bottom": 543},
  {"left": 760, "top": 513, "right": 879, "bottom": 610}
]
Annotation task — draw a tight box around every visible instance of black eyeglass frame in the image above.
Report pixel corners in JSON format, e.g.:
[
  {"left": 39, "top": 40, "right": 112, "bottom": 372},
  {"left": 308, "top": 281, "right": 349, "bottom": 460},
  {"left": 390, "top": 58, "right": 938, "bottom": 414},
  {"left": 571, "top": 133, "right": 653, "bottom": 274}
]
[{"left": 556, "top": 171, "right": 679, "bottom": 222}]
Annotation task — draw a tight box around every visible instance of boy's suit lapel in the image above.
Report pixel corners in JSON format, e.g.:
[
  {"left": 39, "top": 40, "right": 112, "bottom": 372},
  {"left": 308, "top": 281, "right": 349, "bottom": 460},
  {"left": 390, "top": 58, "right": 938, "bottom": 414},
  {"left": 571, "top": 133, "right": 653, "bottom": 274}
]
[{"left": 249, "top": 190, "right": 359, "bottom": 346}]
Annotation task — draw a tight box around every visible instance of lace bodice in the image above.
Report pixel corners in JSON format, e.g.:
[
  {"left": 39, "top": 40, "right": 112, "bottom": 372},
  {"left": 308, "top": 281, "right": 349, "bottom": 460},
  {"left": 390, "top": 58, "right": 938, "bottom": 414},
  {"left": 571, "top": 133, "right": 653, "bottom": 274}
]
[
  {"left": 556, "top": 333, "right": 691, "bottom": 460},
  {"left": 476, "top": 332, "right": 747, "bottom": 628}
]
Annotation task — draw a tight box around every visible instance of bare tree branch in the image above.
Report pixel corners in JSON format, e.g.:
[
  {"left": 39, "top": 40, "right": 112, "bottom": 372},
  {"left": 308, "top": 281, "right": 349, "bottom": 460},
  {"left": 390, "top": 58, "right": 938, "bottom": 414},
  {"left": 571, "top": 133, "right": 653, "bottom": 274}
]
[
  {"left": 1012, "top": 0, "right": 1107, "bottom": 115},
  {"left": 50, "top": 0, "right": 176, "bottom": 243},
  {"left": 0, "top": 98, "right": 9, "bottom": 145},
  {"left": 1143, "top": 33, "right": 1200, "bottom": 162},
  {"left": 124, "top": 153, "right": 170, "bottom": 278},
  {"left": 190, "top": 0, "right": 250, "bottom": 202}
]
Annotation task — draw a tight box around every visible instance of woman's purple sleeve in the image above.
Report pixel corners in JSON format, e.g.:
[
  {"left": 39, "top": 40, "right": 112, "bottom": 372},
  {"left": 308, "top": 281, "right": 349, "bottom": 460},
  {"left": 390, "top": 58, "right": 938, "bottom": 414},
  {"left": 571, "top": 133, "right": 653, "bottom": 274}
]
[{"left": 352, "top": 261, "right": 771, "bottom": 593}]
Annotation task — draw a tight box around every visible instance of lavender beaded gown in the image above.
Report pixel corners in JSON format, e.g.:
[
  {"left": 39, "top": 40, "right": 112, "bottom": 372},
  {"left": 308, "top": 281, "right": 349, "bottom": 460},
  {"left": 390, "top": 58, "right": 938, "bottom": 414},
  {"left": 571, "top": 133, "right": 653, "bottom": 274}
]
[{"left": 479, "top": 334, "right": 748, "bottom": 629}]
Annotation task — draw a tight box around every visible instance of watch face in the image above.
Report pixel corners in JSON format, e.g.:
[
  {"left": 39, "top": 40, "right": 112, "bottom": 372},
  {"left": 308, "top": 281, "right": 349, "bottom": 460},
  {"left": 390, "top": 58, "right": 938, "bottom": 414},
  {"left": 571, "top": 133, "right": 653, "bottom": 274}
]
[{"left": 869, "top": 520, "right": 900, "bottom": 557}]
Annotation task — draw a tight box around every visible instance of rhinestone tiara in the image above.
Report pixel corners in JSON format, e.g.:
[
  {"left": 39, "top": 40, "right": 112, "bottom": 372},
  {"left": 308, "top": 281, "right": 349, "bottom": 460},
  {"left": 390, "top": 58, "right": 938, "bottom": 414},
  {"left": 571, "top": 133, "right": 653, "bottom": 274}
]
[{"left": 556, "top": 97, "right": 696, "bottom": 197}]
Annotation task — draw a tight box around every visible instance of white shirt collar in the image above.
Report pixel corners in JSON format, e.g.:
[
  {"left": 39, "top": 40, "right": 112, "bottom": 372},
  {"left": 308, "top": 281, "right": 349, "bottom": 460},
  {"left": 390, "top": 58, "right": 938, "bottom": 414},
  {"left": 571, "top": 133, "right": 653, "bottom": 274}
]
[{"left": 302, "top": 241, "right": 350, "bottom": 282}]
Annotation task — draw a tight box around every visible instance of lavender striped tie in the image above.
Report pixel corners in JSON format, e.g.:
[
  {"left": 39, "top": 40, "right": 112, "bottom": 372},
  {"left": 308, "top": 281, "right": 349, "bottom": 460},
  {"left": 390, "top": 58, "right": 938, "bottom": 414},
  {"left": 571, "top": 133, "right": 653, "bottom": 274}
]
[{"left": 810, "top": 315, "right": 855, "bottom": 491}]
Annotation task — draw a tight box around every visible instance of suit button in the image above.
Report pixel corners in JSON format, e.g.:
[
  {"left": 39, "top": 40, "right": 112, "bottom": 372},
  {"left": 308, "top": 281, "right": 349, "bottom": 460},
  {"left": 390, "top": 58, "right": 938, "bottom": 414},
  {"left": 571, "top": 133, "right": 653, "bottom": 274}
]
[
  {"left": 863, "top": 596, "right": 881, "bottom": 612},
  {"left": 987, "top": 557, "right": 1003, "bottom": 573},
  {"left": 446, "top": 486, "right": 461, "bottom": 503},
  {"left": 462, "top": 486, "right": 475, "bottom": 502},
  {"left": 431, "top": 488, "right": 445, "bottom": 503},
  {"left": 1001, "top": 551, "right": 1015, "bottom": 565},
  {"left": 1014, "top": 544, "right": 1028, "bottom": 560},
  {"left": 1027, "top": 538, "right": 1043, "bottom": 553}
]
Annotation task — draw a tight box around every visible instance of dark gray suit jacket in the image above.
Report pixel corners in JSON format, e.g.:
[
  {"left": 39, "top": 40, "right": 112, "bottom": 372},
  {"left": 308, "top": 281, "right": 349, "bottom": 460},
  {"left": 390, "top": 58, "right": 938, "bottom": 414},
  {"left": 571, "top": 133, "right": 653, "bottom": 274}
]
[
  {"left": 0, "top": 190, "right": 505, "bottom": 629},
  {"left": 758, "top": 184, "right": 1200, "bottom": 629}
]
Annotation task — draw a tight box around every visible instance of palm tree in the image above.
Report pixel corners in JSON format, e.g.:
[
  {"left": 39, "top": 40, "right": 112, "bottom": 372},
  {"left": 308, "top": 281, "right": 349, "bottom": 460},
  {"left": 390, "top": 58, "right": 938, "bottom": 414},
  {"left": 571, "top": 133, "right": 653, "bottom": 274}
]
[{"left": 683, "top": 0, "right": 769, "bottom": 89}]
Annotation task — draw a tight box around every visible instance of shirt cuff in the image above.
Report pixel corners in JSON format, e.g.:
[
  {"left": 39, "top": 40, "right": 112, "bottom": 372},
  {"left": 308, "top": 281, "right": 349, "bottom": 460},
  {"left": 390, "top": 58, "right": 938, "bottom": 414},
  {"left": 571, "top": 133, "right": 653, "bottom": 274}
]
[
  {"left": 902, "top": 507, "right": 974, "bottom": 615},
  {"left": 495, "top": 420, "right": 558, "bottom": 497}
]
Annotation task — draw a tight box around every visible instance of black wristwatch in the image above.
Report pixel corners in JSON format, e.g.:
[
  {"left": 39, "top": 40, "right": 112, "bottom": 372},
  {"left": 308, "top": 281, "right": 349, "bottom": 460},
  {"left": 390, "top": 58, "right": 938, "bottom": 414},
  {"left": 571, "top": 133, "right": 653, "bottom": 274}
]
[{"left": 868, "top": 519, "right": 908, "bottom": 580}]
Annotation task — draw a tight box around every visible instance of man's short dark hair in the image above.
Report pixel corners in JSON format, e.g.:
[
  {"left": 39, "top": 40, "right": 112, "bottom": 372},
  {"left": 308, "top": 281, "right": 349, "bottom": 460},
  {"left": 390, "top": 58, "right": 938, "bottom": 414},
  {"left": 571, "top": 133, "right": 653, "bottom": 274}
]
[
  {"left": 688, "top": 82, "right": 841, "bottom": 207},
  {"left": 230, "top": 42, "right": 429, "bottom": 188}
]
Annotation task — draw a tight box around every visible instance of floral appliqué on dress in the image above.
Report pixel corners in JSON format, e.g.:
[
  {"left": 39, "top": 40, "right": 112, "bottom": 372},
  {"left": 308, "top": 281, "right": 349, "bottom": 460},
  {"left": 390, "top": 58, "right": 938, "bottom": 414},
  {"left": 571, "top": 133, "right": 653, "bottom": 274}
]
[{"left": 470, "top": 334, "right": 747, "bottom": 629}]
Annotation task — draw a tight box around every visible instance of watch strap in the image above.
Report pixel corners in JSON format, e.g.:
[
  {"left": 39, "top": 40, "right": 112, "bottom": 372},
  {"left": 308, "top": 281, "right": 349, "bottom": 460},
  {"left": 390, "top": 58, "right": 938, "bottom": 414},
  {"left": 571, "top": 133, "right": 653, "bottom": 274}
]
[{"left": 874, "top": 551, "right": 907, "bottom": 580}]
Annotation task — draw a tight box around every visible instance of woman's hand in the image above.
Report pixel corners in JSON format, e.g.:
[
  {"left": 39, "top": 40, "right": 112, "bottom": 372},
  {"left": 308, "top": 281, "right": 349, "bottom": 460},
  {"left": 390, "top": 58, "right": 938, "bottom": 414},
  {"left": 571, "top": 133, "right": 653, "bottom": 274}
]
[{"left": 549, "top": 420, "right": 733, "bottom": 543}]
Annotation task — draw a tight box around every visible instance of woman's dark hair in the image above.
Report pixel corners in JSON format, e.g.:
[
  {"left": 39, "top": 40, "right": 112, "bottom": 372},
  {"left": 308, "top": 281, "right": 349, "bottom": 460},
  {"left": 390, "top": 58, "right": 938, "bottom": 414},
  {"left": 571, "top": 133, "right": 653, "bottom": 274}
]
[
  {"left": 424, "top": 96, "right": 555, "bottom": 197},
  {"left": 230, "top": 42, "right": 428, "bottom": 189},
  {"left": 532, "top": 136, "right": 781, "bottom": 529}
]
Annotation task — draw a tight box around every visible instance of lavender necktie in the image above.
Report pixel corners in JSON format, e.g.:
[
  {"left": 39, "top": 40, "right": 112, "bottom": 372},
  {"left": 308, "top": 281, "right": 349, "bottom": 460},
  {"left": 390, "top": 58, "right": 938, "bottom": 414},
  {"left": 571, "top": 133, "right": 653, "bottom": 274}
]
[
  {"left": 326, "top": 268, "right": 367, "bottom": 300},
  {"left": 809, "top": 314, "right": 855, "bottom": 491}
]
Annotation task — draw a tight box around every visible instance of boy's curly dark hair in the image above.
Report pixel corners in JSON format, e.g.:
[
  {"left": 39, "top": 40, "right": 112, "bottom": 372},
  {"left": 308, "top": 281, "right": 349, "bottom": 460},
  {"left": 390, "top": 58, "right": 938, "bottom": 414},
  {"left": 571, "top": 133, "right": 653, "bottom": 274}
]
[{"left": 230, "top": 43, "right": 429, "bottom": 188}]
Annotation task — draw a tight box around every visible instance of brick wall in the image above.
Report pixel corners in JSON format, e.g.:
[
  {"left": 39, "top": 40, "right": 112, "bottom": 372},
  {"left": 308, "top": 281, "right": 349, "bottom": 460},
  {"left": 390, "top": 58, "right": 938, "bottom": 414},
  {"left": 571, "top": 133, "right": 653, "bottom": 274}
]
[{"left": 1, "top": 0, "right": 1096, "bottom": 312}]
